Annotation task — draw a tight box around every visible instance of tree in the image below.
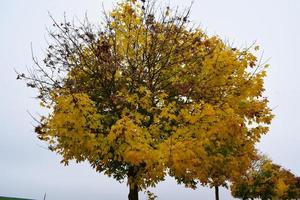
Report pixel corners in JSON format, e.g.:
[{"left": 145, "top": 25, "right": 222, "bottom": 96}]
[
  {"left": 18, "top": 0, "right": 273, "bottom": 199},
  {"left": 231, "top": 155, "right": 300, "bottom": 200},
  {"left": 231, "top": 155, "right": 275, "bottom": 200}
]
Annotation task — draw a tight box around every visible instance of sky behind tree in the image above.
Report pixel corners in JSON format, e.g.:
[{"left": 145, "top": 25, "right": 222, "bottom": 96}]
[{"left": 0, "top": 0, "right": 299, "bottom": 199}]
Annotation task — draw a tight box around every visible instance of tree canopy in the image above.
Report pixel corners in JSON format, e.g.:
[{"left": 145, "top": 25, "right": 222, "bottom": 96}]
[{"left": 18, "top": 0, "right": 273, "bottom": 199}]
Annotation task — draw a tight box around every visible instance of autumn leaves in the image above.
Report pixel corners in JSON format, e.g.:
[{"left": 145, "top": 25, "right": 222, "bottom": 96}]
[{"left": 18, "top": 0, "right": 278, "bottom": 199}]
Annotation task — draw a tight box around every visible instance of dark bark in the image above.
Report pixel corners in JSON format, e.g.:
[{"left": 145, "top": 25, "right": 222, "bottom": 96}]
[
  {"left": 128, "top": 182, "right": 138, "bottom": 200},
  {"left": 128, "top": 166, "right": 139, "bottom": 200},
  {"left": 215, "top": 186, "right": 219, "bottom": 200}
]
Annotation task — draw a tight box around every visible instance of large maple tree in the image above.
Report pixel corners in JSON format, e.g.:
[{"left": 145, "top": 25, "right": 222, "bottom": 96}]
[{"left": 18, "top": 0, "right": 273, "bottom": 199}]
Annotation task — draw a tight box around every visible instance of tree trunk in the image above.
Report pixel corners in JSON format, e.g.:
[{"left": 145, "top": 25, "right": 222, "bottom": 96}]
[
  {"left": 215, "top": 186, "right": 219, "bottom": 200},
  {"left": 128, "top": 166, "right": 139, "bottom": 200},
  {"left": 128, "top": 182, "right": 138, "bottom": 200}
]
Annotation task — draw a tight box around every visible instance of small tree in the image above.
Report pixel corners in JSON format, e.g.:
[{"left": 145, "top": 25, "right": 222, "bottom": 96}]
[
  {"left": 18, "top": 0, "right": 273, "bottom": 199},
  {"left": 231, "top": 155, "right": 300, "bottom": 200}
]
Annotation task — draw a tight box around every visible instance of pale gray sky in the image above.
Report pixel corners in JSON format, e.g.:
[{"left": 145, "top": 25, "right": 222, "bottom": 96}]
[{"left": 0, "top": 0, "right": 299, "bottom": 199}]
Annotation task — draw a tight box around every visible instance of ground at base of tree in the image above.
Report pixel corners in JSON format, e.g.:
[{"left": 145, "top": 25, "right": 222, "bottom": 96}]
[{"left": 0, "top": 196, "right": 33, "bottom": 200}]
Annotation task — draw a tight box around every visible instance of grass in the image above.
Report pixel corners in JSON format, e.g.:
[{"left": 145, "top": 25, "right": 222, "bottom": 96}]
[{"left": 0, "top": 197, "right": 33, "bottom": 200}]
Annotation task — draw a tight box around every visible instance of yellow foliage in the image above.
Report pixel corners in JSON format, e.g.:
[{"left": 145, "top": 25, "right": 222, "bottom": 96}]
[{"left": 29, "top": 0, "right": 273, "bottom": 191}]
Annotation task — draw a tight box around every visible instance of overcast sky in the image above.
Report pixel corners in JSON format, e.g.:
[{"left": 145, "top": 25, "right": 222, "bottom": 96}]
[{"left": 1, "top": 0, "right": 299, "bottom": 199}]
